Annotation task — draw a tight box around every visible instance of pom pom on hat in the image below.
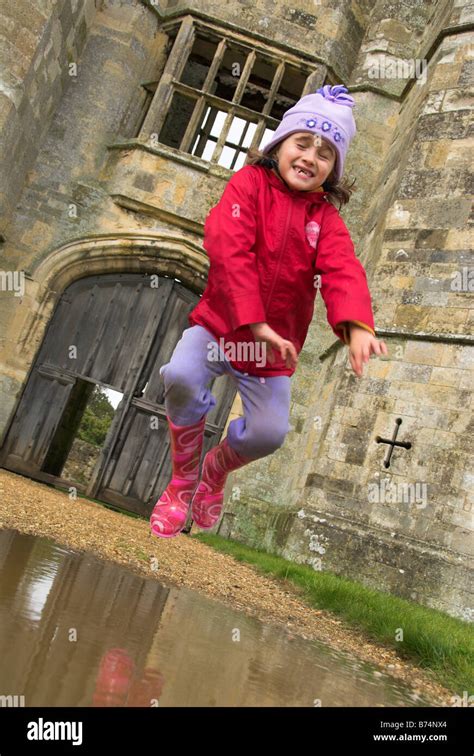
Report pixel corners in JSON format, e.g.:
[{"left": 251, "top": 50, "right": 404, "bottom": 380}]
[{"left": 315, "top": 84, "right": 355, "bottom": 107}]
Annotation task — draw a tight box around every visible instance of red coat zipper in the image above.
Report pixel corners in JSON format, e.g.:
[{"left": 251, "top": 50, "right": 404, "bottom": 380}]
[{"left": 264, "top": 198, "right": 293, "bottom": 311}]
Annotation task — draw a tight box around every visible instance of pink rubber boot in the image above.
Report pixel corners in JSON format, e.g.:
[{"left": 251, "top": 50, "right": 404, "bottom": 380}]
[
  {"left": 191, "top": 436, "right": 255, "bottom": 530},
  {"left": 150, "top": 414, "right": 206, "bottom": 538}
]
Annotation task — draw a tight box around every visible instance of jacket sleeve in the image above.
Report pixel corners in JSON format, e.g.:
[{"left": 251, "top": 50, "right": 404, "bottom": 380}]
[
  {"left": 203, "top": 166, "right": 267, "bottom": 331},
  {"left": 339, "top": 320, "right": 376, "bottom": 345},
  {"left": 314, "top": 203, "right": 375, "bottom": 345}
]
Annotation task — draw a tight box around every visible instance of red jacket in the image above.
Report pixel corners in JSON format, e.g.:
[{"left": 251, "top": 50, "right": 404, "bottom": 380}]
[{"left": 188, "top": 164, "right": 375, "bottom": 377}]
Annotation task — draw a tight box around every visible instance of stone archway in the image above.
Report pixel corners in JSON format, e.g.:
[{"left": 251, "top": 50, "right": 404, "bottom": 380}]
[{"left": 0, "top": 237, "right": 237, "bottom": 516}]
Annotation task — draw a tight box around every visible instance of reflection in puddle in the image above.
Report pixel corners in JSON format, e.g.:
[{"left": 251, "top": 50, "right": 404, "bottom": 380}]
[{"left": 0, "top": 529, "right": 432, "bottom": 707}]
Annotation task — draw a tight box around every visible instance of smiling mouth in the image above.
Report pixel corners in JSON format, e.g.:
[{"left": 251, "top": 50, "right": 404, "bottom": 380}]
[{"left": 293, "top": 166, "right": 314, "bottom": 178}]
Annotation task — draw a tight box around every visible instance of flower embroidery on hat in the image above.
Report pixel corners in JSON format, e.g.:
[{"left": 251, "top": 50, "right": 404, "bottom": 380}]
[{"left": 296, "top": 116, "right": 345, "bottom": 145}]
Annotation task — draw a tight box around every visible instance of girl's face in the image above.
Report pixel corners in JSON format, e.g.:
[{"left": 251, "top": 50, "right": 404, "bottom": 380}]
[{"left": 271, "top": 132, "right": 337, "bottom": 191}]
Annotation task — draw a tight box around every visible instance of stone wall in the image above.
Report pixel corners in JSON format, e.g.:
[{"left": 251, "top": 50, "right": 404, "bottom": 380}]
[
  {"left": 62, "top": 437, "right": 101, "bottom": 486},
  {"left": 0, "top": 0, "right": 164, "bottom": 431},
  {"left": 218, "top": 0, "right": 473, "bottom": 621},
  {"left": 0, "top": 0, "right": 96, "bottom": 233}
]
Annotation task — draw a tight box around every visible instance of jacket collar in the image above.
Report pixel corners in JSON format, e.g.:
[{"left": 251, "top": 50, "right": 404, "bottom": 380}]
[{"left": 262, "top": 166, "right": 329, "bottom": 201}]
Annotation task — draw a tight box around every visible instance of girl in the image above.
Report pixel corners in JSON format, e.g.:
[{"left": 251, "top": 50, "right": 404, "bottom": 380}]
[{"left": 150, "top": 84, "right": 388, "bottom": 539}]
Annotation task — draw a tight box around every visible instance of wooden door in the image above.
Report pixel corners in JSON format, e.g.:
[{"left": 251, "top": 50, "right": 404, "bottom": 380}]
[{"left": 0, "top": 273, "right": 237, "bottom": 517}]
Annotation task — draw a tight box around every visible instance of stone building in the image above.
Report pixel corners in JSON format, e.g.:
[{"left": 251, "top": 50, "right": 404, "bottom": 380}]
[{"left": 0, "top": 0, "right": 472, "bottom": 619}]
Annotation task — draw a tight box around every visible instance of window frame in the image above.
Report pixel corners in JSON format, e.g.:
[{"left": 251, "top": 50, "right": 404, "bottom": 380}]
[{"left": 138, "top": 14, "right": 328, "bottom": 169}]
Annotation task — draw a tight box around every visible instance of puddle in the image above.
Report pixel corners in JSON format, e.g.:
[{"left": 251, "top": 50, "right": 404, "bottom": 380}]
[{"left": 0, "top": 529, "right": 433, "bottom": 707}]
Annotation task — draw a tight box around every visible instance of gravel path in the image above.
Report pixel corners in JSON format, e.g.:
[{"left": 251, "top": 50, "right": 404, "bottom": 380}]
[{"left": 0, "top": 469, "right": 455, "bottom": 705}]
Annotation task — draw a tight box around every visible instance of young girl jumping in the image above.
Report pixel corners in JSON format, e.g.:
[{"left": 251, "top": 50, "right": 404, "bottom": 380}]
[{"left": 150, "top": 84, "right": 388, "bottom": 539}]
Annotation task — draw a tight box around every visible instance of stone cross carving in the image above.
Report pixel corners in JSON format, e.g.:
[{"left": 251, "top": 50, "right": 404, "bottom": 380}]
[{"left": 376, "top": 418, "right": 412, "bottom": 469}]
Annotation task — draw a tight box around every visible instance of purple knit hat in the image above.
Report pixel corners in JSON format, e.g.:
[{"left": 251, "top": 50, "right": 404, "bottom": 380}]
[{"left": 261, "top": 84, "right": 356, "bottom": 181}]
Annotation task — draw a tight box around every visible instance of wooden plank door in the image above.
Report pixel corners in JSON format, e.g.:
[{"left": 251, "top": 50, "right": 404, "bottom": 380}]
[{"left": 0, "top": 273, "right": 237, "bottom": 517}]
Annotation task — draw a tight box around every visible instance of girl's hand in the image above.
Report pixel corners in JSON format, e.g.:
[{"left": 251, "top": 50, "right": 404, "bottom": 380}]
[
  {"left": 250, "top": 322, "right": 299, "bottom": 369},
  {"left": 348, "top": 324, "right": 388, "bottom": 377}
]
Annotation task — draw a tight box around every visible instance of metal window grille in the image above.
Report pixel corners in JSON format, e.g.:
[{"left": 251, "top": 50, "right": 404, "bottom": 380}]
[{"left": 138, "top": 15, "right": 327, "bottom": 170}]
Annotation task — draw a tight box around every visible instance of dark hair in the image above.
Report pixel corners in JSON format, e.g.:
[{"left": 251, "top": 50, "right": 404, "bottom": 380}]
[{"left": 244, "top": 146, "right": 356, "bottom": 210}]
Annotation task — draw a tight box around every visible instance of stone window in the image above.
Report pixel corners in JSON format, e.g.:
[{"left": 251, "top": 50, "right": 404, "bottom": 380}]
[{"left": 137, "top": 15, "right": 327, "bottom": 171}]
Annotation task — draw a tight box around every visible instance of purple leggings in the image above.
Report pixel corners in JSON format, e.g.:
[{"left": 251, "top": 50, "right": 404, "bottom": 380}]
[{"left": 159, "top": 325, "right": 291, "bottom": 459}]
